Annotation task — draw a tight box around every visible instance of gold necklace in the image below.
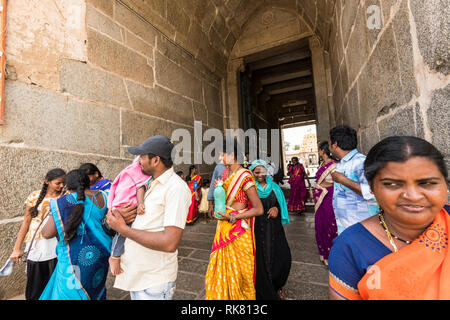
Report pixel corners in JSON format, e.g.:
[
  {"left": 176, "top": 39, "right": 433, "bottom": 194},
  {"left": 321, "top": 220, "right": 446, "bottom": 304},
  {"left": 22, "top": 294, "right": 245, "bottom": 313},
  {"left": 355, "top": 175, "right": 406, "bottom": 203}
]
[{"left": 378, "top": 212, "right": 399, "bottom": 252}]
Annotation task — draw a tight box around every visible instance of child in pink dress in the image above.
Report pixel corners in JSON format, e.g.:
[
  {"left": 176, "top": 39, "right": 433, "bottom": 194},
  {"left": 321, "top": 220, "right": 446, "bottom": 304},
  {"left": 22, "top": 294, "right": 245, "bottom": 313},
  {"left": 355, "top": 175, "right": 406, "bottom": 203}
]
[{"left": 107, "top": 157, "right": 151, "bottom": 275}]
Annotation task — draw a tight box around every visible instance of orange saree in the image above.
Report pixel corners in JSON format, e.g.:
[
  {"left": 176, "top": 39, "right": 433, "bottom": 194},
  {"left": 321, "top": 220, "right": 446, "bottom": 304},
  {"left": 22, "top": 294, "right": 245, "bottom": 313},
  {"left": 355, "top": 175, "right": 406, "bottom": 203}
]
[
  {"left": 358, "top": 206, "right": 450, "bottom": 299},
  {"left": 205, "top": 168, "right": 257, "bottom": 300}
]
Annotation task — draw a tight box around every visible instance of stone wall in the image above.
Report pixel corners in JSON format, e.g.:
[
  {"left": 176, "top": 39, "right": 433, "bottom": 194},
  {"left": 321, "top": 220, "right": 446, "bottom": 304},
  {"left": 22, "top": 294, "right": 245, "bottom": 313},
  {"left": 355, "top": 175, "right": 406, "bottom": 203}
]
[
  {"left": 231, "top": 6, "right": 313, "bottom": 58},
  {"left": 326, "top": 0, "right": 449, "bottom": 163},
  {"left": 0, "top": 0, "right": 224, "bottom": 299},
  {"left": 1, "top": 0, "right": 448, "bottom": 299}
]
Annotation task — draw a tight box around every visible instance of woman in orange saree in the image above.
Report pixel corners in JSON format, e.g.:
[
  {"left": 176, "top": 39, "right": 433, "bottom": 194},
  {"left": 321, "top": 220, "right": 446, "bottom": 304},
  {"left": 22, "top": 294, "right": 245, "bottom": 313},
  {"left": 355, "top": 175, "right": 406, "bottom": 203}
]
[
  {"left": 205, "top": 142, "right": 264, "bottom": 300},
  {"left": 186, "top": 165, "right": 202, "bottom": 224},
  {"left": 328, "top": 136, "right": 449, "bottom": 300}
]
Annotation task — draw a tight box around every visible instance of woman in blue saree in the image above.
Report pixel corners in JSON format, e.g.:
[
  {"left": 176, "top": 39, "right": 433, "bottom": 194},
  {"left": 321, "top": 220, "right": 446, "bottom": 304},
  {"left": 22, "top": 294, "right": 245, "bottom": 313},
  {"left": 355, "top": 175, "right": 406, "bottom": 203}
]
[{"left": 40, "top": 169, "right": 112, "bottom": 300}]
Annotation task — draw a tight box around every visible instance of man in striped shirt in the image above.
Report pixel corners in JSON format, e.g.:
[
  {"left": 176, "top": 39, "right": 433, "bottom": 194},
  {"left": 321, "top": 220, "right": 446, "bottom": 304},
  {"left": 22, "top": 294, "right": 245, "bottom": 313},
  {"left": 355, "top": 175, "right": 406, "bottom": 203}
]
[{"left": 328, "top": 126, "right": 377, "bottom": 234}]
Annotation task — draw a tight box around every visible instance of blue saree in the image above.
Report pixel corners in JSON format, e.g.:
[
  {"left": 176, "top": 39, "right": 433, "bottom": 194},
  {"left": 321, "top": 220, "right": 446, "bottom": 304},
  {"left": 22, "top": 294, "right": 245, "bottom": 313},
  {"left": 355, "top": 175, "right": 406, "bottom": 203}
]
[
  {"left": 91, "top": 179, "right": 111, "bottom": 192},
  {"left": 40, "top": 191, "right": 111, "bottom": 300}
]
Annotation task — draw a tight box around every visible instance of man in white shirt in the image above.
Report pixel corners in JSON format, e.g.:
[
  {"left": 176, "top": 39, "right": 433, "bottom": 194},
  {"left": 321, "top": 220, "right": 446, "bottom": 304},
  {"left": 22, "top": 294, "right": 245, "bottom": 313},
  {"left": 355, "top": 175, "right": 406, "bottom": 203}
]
[{"left": 106, "top": 135, "right": 191, "bottom": 300}]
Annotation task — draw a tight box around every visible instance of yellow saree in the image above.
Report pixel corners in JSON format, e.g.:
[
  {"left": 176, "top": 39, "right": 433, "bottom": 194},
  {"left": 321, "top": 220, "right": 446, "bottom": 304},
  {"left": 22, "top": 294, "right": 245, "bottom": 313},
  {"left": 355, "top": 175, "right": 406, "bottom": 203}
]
[{"left": 205, "top": 168, "right": 256, "bottom": 300}]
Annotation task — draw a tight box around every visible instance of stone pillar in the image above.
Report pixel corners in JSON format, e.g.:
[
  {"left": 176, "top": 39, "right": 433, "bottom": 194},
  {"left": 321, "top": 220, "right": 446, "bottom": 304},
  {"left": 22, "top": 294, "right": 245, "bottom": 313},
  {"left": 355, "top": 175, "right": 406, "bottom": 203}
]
[
  {"left": 280, "top": 125, "right": 287, "bottom": 176},
  {"left": 309, "top": 36, "right": 331, "bottom": 142},
  {"left": 324, "top": 51, "right": 336, "bottom": 130},
  {"left": 226, "top": 58, "right": 244, "bottom": 129}
]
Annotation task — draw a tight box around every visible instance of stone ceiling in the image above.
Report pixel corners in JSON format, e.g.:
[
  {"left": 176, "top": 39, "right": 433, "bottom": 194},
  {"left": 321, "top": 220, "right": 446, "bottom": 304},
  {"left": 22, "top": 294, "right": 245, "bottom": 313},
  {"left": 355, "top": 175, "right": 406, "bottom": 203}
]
[
  {"left": 117, "top": 0, "right": 336, "bottom": 76},
  {"left": 241, "top": 38, "right": 315, "bottom": 127}
]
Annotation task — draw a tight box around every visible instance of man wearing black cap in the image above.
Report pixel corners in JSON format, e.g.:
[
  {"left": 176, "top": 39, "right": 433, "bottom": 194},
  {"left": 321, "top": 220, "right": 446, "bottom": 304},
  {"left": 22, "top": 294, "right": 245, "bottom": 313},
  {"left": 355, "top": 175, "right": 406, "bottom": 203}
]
[{"left": 106, "top": 135, "right": 191, "bottom": 300}]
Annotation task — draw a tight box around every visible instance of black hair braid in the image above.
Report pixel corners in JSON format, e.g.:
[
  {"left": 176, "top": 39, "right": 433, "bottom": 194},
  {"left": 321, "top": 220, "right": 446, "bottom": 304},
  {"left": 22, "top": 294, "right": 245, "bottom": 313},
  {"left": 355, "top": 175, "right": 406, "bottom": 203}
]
[
  {"left": 30, "top": 182, "right": 48, "bottom": 218},
  {"left": 64, "top": 170, "right": 89, "bottom": 243},
  {"left": 76, "top": 185, "right": 86, "bottom": 203},
  {"left": 29, "top": 168, "right": 66, "bottom": 218}
]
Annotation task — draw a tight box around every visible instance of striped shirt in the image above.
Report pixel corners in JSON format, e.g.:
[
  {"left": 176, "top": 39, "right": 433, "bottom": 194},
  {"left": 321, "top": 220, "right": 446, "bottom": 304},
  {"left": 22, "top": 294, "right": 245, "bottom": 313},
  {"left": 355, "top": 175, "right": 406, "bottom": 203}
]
[{"left": 332, "top": 149, "right": 376, "bottom": 234}]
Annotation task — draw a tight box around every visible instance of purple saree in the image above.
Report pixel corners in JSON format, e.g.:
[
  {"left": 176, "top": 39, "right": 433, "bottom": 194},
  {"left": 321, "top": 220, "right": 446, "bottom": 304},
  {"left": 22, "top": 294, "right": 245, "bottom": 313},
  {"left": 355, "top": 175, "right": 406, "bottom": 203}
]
[
  {"left": 313, "top": 161, "right": 338, "bottom": 261},
  {"left": 287, "top": 164, "right": 308, "bottom": 213}
]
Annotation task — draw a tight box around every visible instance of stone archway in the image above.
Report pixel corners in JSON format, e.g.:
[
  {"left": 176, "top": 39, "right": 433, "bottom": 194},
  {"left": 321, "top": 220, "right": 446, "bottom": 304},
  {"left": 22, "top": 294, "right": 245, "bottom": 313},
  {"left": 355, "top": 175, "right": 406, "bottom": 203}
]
[{"left": 224, "top": 2, "right": 333, "bottom": 144}]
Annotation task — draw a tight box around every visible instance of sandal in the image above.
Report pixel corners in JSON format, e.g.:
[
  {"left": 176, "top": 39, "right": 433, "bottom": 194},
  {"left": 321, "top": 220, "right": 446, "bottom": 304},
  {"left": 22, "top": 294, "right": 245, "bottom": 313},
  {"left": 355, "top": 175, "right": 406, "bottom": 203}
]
[{"left": 278, "top": 288, "right": 287, "bottom": 300}]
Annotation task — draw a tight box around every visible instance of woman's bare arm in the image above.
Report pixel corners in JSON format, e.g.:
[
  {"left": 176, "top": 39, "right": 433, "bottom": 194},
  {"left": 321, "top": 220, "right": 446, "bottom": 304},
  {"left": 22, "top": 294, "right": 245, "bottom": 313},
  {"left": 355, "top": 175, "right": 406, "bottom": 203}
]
[
  {"left": 9, "top": 205, "right": 33, "bottom": 261},
  {"left": 41, "top": 215, "right": 57, "bottom": 239},
  {"left": 233, "top": 186, "right": 264, "bottom": 220}
]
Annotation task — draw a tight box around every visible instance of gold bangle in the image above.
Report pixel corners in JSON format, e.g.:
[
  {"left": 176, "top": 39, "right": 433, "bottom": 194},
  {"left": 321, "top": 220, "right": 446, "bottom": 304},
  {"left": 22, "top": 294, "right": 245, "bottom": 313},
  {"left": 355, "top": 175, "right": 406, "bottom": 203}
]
[{"left": 110, "top": 256, "right": 121, "bottom": 260}]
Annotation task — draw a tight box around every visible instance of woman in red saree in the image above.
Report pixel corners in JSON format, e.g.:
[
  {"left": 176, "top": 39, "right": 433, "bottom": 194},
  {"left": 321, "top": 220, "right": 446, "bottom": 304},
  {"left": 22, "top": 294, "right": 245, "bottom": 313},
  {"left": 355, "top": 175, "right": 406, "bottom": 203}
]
[
  {"left": 328, "top": 136, "right": 449, "bottom": 300},
  {"left": 205, "top": 140, "right": 264, "bottom": 300},
  {"left": 186, "top": 165, "right": 202, "bottom": 224},
  {"left": 287, "top": 157, "right": 310, "bottom": 213}
]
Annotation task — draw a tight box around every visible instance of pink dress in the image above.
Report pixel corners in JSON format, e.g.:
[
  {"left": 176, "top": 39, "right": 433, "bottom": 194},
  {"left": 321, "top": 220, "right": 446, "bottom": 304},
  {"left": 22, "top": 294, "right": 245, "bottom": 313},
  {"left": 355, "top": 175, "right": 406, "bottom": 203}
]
[{"left": 107, "top": 157, "right": 151, "bottom": 209}]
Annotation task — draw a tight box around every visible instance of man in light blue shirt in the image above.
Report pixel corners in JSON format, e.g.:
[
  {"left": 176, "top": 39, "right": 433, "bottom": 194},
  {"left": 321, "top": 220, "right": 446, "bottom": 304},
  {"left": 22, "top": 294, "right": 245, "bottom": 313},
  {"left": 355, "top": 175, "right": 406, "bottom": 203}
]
[{"left": 329, "top": 126, "right": 377, "bottom": 234}]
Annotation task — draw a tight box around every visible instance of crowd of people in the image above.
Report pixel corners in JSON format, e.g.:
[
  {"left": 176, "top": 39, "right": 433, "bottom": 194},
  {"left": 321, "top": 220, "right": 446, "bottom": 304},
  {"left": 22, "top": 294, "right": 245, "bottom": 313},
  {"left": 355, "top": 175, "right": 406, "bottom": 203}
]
[{"left": 5, "top": 125, "right": 449, "bottom": 300}]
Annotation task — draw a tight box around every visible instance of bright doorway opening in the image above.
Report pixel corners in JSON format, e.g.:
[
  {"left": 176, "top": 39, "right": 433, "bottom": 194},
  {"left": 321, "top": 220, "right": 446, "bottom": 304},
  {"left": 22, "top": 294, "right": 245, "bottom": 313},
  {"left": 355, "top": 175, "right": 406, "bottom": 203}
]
[{"left": 281, "top": 122, "right": 319, "bottom": 178}]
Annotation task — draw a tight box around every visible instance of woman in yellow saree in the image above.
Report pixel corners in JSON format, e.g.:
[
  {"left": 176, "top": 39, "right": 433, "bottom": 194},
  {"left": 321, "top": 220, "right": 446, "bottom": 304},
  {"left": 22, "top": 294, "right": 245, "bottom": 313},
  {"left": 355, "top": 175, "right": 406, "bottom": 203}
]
[{"left": 205, "top": 141, "right": 264, "bottom": 300}]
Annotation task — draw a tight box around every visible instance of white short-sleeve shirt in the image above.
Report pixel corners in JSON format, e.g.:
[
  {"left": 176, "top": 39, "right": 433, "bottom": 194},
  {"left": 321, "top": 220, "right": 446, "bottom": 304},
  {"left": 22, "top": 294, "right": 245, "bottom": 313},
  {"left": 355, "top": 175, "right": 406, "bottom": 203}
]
[{"left": 114, "top": 167, "right": 192, "bottom": 292}]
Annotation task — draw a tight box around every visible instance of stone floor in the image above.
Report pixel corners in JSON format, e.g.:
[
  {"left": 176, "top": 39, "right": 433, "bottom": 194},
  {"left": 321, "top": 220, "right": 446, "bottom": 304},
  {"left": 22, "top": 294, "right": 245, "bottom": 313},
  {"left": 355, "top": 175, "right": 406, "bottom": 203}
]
[
  {"left": 10, "top": 206, "right": 329, "bottom": 301},
  {"left": 106, "top": 206, "right": 329, "bottom": 301}
]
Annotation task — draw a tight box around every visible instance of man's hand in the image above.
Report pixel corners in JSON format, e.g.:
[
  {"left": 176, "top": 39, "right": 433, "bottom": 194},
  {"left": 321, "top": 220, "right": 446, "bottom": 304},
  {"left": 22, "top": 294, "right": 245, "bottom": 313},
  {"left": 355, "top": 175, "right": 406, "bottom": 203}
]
[
  {"left": 330, "top": 171, "right": 362, "bottom": 196},
  {"left": 106, "top": 209, "right": 128, "bottom": 234},
  {"left": 208, "top": 201, "right": 214, "bottom": 219},
  {"left": 331, "top": 170, "right": 345, "bottom": 184},
  {"left": 116, "top": 201, "right": 138, "bottom": 224}
]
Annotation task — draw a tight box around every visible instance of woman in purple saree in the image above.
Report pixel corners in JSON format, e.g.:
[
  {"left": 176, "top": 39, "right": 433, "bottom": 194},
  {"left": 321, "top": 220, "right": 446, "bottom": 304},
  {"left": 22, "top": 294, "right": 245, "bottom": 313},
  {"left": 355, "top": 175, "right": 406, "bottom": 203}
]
[
  {"left": 313, "top": 142, "right": 338, "bottom": 266},
  {"left": 287, "top": 157, "right": 310, "bottom": 214}
]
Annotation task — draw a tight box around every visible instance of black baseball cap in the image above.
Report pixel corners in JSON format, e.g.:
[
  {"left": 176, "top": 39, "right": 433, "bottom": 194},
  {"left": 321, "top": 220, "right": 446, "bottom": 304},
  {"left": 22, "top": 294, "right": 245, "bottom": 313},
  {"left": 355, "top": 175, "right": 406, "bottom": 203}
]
[{"left": 127, "top": 135, "right": 174, "bottom": 160}]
